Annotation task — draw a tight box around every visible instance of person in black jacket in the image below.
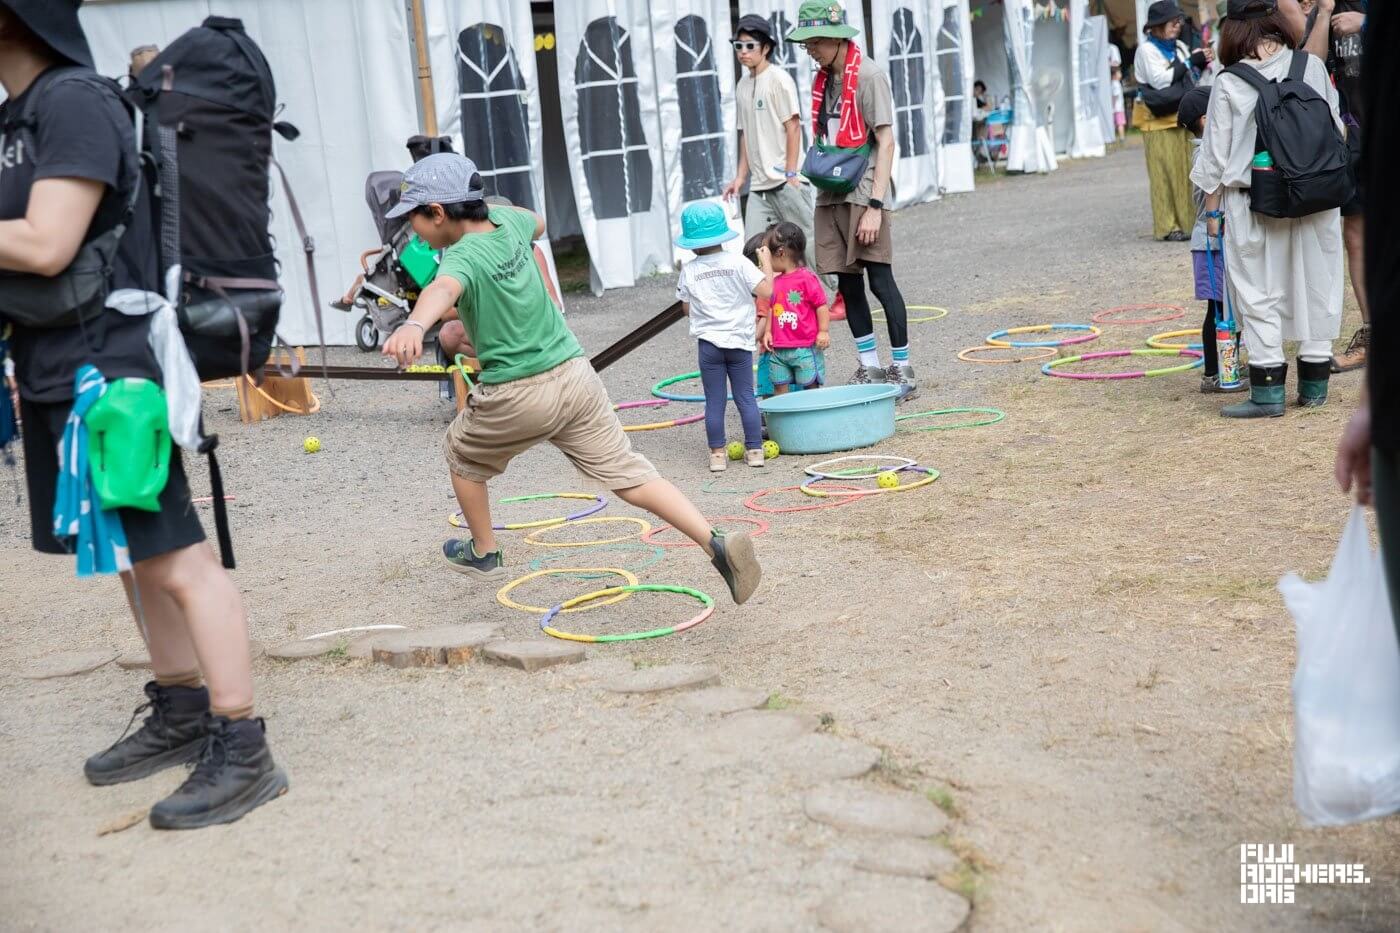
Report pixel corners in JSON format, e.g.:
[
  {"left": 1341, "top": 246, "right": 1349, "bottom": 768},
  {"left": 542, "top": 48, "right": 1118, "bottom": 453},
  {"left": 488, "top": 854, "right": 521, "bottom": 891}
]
[{"left": 0, "top": 0, "right": 287, "bottom": 830}]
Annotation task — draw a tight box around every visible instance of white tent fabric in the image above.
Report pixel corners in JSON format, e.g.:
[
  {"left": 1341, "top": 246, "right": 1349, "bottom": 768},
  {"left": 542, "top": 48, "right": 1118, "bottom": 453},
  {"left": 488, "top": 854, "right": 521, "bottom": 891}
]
[
  {"left": 935, "top": 0, "right": 976, "bottom": 194},
  {"left": 555, "top": 4, "right": 672, "bottom": 290},
  {"left": 650, "top": 0, "right": 743, "bottom": 264},
  {"left": 870, "top": 1, "right": 941, "bottom": 209},
  {"left": 746, "top": 0, "right": 816, "bottom": 149},
  {"left": 1031, "top": 12, "right": 1075, "bottom": 155},
  {"left": 79, "top": 0, "right": 419, "bottom": 346},
  {"left": 1070, "top": 3, "right": 1110, "bottom": 158},
  {"left": 1003, "top": 0, "right": 1057, "bottom": 173}
]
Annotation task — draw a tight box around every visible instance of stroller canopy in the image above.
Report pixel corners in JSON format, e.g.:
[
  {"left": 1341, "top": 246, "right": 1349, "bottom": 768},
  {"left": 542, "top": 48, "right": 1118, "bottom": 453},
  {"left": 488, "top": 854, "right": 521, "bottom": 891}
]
[{"left": 365, "top": 170, "right": 407, "bottom": 244}]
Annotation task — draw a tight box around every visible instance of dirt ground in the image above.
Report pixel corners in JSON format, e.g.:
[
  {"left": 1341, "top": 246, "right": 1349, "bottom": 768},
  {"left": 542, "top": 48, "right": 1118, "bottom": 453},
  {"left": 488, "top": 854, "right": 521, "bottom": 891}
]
[{"left": 3, "top": 143, "right": 1399, "bottom": 931}]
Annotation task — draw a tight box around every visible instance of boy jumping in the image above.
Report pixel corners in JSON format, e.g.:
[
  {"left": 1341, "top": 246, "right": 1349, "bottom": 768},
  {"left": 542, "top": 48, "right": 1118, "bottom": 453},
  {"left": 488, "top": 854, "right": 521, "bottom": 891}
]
[{"left": 381, "top": 154, "right": 762, "bottom": 603}]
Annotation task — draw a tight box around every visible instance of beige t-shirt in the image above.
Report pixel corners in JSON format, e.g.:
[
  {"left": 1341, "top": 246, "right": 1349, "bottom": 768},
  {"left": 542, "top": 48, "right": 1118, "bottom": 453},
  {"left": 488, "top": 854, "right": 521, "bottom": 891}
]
[
  {"left": 736, "top": 64, "right": 802, "bottom": 192},
  {"left": 814, "top": 59, "right": 895, "bottom": 208}
]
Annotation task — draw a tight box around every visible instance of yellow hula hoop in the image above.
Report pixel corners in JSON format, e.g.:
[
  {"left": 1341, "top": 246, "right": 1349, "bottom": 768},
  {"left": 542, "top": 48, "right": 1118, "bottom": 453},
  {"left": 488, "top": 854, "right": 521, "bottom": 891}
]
[
  {"left": 873, "top": 304, "right": 949, "bottom": 324},
  {"left": 985, "top": 324, "right": 1102, "bottom": 348},
  {"left": 496, "top": 567, "right": 639, "bottom": 614},
  {"left": 1146, "top": 329, "right": 1203, "bottom": 350},
  {"left": 800, "top": 466, "right": 940, "bottom": 498},
  {"left": 523, "top": 516, "right": 652, "bottom": 547}
]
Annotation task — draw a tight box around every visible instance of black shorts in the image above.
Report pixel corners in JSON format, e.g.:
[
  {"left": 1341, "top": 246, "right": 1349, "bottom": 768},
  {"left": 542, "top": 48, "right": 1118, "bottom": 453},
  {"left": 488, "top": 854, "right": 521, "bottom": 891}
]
[
  {"left": 1342, "top": 128, "right": 1364, "bottom": 217},
  {"left": 20, "top": 397, "right": 206, "bottom": 562}
]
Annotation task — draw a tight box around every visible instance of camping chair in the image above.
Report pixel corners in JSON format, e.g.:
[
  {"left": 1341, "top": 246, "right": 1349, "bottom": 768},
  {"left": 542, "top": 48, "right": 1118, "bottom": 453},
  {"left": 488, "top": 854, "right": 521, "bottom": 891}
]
[{"left": 977, "top": 109, "right": 1012, "bottom": 173}]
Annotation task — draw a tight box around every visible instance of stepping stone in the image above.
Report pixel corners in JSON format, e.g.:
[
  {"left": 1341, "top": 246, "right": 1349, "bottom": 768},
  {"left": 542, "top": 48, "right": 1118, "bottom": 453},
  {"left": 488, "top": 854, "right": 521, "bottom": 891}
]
[
  {"left": 371, "top": 624, "right": 500, "bottom": 668},
  {"left": 804, "top": 782, "right": 948, "bottom": 837},
  {"left": 115, "top": 648, "right": 152, "bottom": 671},
  {"left": 816, "top": 875, "right": 970, "bottom": 933},
  {"left": 482, "top": 640, "right": 585, "bottom": 672},
  {"left": 549, "top": 657, "right": 635, "bottom": 683},
  {"left": 21, "top": 650, "right": 117, "bottom": 680},
  {"left": 267, "top": 640, "right": 334, "bottom": 661},
  {"left": 344, "top": 631, "right": 404, "bottom": 660},
  {"left": 683, "top": 710, "right": 821, "bottom": 771},
  {"left": 601, "top": 663, "right": 720, "bottom": 695},
  {"left": 775, "top": 734, "right": 882, "bottom": 783},
  {"left": 847, "top": 838, "right": 960, "bottom": 880},
  {"left": 676, "top": 686, "right": 769, "bottom": 715}
]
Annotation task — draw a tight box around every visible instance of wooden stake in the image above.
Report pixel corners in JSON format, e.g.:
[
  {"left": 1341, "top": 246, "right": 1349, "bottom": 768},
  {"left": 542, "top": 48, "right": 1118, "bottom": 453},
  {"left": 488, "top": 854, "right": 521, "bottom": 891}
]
[{"left": 409, "top": 0, "right": 438, "bottom": 136}]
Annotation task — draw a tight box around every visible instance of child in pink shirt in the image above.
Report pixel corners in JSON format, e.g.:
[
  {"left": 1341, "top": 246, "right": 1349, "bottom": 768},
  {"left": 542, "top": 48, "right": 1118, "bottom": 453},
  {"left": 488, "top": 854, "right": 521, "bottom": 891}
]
[{"left": 759, "top": 222, "right": 829, "bottom": 393}]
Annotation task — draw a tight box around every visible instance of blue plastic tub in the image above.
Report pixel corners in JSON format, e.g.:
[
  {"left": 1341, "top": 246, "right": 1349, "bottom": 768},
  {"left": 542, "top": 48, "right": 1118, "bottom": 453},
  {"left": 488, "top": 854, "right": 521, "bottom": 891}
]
[{"left": 758, "top": 384, "right": 900, "bottom": 455}]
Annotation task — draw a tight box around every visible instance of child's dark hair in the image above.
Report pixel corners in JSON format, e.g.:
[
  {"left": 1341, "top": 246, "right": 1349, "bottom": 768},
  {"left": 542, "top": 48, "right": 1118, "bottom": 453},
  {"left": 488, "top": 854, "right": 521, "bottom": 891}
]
[
  {"left": 410, "top": 172, "right": 490, "bottom": 221},
  {"left": 765, "top": 222, "right": 807, "bottom": 266},
  {"left": 742, "top": 231, "right": 768, "bottom": 265}
]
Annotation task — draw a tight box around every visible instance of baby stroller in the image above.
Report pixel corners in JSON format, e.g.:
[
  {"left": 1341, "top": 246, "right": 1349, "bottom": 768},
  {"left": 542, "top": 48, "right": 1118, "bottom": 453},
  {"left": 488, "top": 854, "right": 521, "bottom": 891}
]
[{"left": 332, "top": 135, "right": 454, "bottom": 352}]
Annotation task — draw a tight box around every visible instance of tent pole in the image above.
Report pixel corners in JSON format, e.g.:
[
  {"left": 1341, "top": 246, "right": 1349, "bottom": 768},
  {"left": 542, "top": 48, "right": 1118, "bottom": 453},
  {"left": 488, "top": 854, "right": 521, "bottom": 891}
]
[{"left": 409, "top": 0, "right": 439, "bottom": 135}]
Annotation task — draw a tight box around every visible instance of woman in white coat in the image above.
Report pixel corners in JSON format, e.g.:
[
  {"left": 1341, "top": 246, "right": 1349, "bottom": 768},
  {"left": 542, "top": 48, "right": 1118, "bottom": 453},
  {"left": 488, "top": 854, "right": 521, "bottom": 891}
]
[{"left": 1189, "top": 0, "right": 1344, "bottom": 418}]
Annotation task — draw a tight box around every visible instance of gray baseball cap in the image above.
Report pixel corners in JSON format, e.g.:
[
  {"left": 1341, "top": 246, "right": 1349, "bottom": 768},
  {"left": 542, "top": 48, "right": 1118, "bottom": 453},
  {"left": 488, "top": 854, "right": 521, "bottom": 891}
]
[{"left": 384, "top": 152, "right": 485, "bottom": 219}]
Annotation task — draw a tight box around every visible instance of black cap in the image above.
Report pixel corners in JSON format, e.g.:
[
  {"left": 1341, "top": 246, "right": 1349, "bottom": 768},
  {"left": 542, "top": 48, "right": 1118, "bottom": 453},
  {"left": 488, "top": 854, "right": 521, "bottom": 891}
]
[
  {"left": 1226, "top": 0, "right": 1279, "bottom": 20},
  {"left": 1142, "top": 0, "right": 1184, "bottom": 31},
  {"left": 734, "top": 13, "right": 777, "bottom": 49},
  {"left": 1176, "top": 85, "right": 1211, "bottom": 130},
  {"left": 0, "top": 0, "right": 93, "bottom": 68}
]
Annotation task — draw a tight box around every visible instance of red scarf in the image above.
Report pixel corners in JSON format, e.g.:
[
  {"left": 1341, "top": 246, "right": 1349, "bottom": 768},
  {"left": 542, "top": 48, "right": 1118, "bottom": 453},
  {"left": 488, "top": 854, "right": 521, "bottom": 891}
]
[{"left": 811, "top": 41, "right": 868, "bottom": 148}]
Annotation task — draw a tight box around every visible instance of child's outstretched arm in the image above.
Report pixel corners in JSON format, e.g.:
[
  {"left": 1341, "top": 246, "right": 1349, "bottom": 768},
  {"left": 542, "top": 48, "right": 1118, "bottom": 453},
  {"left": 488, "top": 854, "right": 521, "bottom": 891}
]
[
  {"left": 382, "top": 274, "right": 464, "bottom": 367},
  {"left": 753, "top": 244, "right": 774, "bottom": 304}
]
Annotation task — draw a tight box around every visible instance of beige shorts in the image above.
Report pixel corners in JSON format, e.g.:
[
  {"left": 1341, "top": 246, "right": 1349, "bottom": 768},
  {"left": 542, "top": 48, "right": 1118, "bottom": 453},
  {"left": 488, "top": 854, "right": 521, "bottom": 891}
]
[
  {"left": 814, "top": 202, "right": 894, "bottom": 275},
  {"left": 443, "top": 356, "right": 660, "bottom": 488}
]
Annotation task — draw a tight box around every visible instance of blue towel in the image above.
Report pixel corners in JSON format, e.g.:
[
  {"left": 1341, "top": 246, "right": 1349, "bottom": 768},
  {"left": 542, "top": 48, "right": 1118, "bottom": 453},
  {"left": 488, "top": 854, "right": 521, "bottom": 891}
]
[
  {"left": 0, "top": 328, "right": 15, "bottom": 465},
  {"left": 52, "top": 365, "right": 130, "bottom": 577}
]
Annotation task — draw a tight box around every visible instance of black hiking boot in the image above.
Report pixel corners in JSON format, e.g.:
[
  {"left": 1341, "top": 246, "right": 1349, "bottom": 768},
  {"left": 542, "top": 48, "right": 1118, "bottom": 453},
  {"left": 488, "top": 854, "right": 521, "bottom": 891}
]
[
  {"left": 148, "top": 716, "right": 289, "bottom": 830},
  {"left": 84, "top": 681, "right": 210, "bottom": 786}
]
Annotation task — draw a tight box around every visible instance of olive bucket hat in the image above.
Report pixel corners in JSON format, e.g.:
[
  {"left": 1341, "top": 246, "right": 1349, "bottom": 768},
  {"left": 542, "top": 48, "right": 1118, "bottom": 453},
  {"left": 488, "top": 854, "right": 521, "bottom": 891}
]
[{"left": 785, "top": 1, "right": 860, "bottom": 42}]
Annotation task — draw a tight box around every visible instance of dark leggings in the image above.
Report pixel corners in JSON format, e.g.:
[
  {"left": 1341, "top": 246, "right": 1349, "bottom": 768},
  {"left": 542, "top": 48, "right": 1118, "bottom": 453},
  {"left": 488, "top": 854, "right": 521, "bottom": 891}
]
[
  {"left": 1372, "top": 447, "right": 1400, "bottom": 646},
  {"left": 837, "top": 263, "right": 908, "bottom": 348},
  {"left": 698, "top": 339, "right": 761, "bottom": 450},
  {"left": 1201, "top": 300, "right": 1221, "bottom": 376}
]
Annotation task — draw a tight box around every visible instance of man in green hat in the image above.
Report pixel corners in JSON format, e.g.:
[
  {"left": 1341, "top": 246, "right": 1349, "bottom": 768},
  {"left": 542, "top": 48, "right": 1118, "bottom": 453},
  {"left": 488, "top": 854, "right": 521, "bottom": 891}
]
[{"left": 787, "top": 1, "right": 917, "bottom": 400}]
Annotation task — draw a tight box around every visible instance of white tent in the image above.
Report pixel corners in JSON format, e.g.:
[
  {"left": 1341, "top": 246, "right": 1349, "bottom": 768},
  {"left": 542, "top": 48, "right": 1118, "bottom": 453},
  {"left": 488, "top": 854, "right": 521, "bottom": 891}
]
[
  {"left": 1069, "top": 3, "right": 1113, "bottom": 158},
  {"left": 747, "top": 0, "right": 816, "bottom": 148},
  {"left": 970, "top": 0, "right": 1056, "bottom": 173},
  {"left": 1030, "top": 3, "right": 1076, "bottom": 156},
  {"left": 869, "top": 1, "right": 941, "bottom": 208},
  {"left": 935, "top": 0, "right": 977, "bottom": 194}
]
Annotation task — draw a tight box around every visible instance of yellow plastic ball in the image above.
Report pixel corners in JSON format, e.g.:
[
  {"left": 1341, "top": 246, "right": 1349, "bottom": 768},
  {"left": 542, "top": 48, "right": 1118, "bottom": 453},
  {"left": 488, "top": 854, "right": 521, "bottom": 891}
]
[
  {"left": 762, "top": 439, "right": 780, "bottom": 459},
  {"left": 303, "top": 436, "right": 322, "bottom": 454},
  {"left": 876, "top": 470, "right": 900, "bottom": 489},
  {"left": 726, "top": 441, "right": 745, "bottom": 461}
]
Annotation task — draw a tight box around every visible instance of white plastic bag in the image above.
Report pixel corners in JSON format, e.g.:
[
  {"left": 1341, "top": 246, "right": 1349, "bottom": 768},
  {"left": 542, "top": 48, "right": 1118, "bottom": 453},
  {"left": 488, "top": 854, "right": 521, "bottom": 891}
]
[
  {"left": 106, "top": 288, "right": 203, "bottom": 452},
  {"left": 1280, "top": 507, "right": 1400, "bottom": 826}
]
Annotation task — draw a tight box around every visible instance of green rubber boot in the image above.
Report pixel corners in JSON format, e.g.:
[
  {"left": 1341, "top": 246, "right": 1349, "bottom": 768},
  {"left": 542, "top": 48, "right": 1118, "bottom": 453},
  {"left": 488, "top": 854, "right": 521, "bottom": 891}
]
[
  {"left": 1297, "top": 358, "right": 1331, "bottom": 408},
  {"left": 1221, "top": 364, "right": 1286, "bottom": 419}
]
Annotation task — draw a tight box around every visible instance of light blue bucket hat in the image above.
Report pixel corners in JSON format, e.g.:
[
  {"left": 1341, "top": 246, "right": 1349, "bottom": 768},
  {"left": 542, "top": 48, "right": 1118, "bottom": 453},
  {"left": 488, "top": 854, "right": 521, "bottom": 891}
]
[{"left": 674, "top": 201, "right": 739, "bottom": 250}]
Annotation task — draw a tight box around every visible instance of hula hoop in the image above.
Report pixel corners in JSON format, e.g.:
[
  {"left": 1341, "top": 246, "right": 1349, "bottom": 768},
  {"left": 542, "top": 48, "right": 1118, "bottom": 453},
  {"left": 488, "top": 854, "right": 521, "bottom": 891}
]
[
  {"left": 800, "top": 466, "right": 940, "bottom": 498},
  {"left": 956, "top": 345, "right": 1057, "bottom": 364},
  {"left": 985, "top": 324, "right": 1101, "bottom": 348},
  {"left": 523, "top": 516, "right": 652, "bottom": 547},
  {"left": 611, "top": 398, "right": 706, "bottom": 432},
  {"left": 497, "top": 567, "right": 640, "bottom": 614},
  {"left": 614, "top": 399, "right": 669, "bottom": 411},
  {"left": 528, "top": 543, "right": 667, "bottom": 579},
  {"left": 804, "top": 454, "right": 918, "bottom": 480},
  {"left": 641, "top": 515, "right": 769, "bottom": 548},
  {"left": 1091, "top": 303, "right": 1187, "bottom": 325},
  {"left": 652, "top": 365, "right": 757, "bottom": 403},
  {"left": 540, "top": 584, "right": 715, "bottom": 643},
  {"left": 449, "top": 492, "right": 606, "bottom": 530},
  {"left": 1146, "top": 329, "right": 1205, "bottom": 351},
  {"left": 302, "top": 623, "right": 407, "bottom": 640},
  {"left": 743, "top": 483, "right": 864, "bottom": 514},
  {"left": 1041, "top": 347, "right": 1204, "bottom": 380},
  {"left": 895, "top": 407, "right": 1006, "bottom": 432},
  {"left": 873, "top": 304, "right": 949, "bottom": 324}
]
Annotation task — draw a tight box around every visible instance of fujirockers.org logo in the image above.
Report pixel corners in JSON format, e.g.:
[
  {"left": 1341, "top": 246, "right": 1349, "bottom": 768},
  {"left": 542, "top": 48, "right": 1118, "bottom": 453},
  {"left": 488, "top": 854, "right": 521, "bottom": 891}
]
[{"left": 1240, "top": 844, "right": 1370, "bottom": 904}]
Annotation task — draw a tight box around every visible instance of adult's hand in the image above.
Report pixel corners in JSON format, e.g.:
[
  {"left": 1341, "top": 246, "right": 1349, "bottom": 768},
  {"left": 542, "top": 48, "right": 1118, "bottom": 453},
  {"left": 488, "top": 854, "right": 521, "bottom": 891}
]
[
  {"left": 1331, "top": 10, "right": 1364, "bottom": 35},
  {"left": 856, "top": 206, "right": 883, "bottom": 246},
  {"left": 785, "top": 174, "right": 803, "bottom": 189},
  {"left": 721, "top": 178, "right": 742, "bottom": 202},
  {"left": 381, "top": 323, "right": 424, "bottom": 368},
  {"left": 1335, "top": 404, "right": 1373, "bottom": 505}
]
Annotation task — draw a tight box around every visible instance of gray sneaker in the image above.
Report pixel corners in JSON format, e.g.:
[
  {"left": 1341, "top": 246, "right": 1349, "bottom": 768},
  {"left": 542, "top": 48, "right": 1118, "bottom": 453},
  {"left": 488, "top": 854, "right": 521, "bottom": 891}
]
[
  {"left": 886, "top": 364, "right": 918, "bottom": 401},
  {"left": 848, "top": 364, "right": 883, "bottom": 386}
]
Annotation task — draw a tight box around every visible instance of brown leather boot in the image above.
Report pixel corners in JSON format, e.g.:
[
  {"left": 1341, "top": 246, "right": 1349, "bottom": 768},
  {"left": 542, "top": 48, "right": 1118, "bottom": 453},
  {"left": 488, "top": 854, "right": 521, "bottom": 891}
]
[{"left": 1331, "top": 325, "right": 1369, "bottom": 373}]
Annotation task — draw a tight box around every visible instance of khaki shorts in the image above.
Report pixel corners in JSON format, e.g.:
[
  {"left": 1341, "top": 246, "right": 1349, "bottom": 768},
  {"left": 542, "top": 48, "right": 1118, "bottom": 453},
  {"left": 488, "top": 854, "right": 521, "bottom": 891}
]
[
  {"left": 444, "top": 356, "right": 660, "bottom": 488},
  {"left": 814, "top": 202, "right": 894, "bottom": 275}
]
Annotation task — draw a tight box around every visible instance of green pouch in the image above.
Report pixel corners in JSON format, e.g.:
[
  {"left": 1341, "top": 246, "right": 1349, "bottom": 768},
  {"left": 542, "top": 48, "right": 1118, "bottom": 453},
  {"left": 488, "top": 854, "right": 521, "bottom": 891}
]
[
  {"left": 85, "top": 378, "right": 171, "bottom": 512},
  {"left": 399, "top": 235, "right": 441, "bottom": 288}
]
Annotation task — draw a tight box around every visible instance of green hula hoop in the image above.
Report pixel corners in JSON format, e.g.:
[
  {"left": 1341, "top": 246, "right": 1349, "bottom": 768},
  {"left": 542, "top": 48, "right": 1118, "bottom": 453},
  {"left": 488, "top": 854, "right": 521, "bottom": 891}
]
[
  {"left": 527, "top": 543, "right": 667, "bottom": 580},
  {"left": 895, "top": 407, "right": 1007, "bottom": 432},
  {"left": 652, "top": 365, "right": 758, "bottom": 403}
]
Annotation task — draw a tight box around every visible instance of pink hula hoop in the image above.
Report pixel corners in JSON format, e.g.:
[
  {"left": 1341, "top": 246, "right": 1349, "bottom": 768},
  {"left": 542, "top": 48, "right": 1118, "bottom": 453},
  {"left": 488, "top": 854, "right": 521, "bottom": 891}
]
[
  {"left": 1044, "top": 348, "right": 1203, "bottom": 380},
  {"left": 1090, "top": 304, "right": 1187, "bottom": 325}
]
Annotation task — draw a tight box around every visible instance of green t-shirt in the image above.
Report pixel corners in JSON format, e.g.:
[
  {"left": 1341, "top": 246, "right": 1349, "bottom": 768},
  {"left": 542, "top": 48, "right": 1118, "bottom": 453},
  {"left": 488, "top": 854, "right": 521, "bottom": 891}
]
[{"left": 437, "top": 207, "right": 582, "bottom": 384}]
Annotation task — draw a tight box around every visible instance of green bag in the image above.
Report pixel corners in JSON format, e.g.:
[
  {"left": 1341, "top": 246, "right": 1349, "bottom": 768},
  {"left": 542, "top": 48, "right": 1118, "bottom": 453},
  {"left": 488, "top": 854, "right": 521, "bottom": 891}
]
[
  {"left": 800, "top": 140, "right": 873, "bottom": 194},
  {"left": 85, "top": 378, "right": 171, "bottom": 512},
  {"left": 399, "top": 235, "right": 441, "bottom": 288}
]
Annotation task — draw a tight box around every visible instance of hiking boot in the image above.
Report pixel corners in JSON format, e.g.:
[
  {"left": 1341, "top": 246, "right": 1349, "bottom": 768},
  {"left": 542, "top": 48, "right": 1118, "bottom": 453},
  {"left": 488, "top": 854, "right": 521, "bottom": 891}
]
[
  {"left": 847, "top": 364, "right": 882, "bottom": 385},
  {"left": 149, "top": 716, "right": 288, "bottom": 830},
  {"left": 710, "top": 530, "right": 761, "bottom": 605},
  {"left": 85, "top": 681, "right": 210, "bottom": 786},
  {"left": 885, "top": 364, "right": 918, "bottom": 402},
  {"left": 1200, "top": 373, "right": 1247, "bottom": 394},
  {"left": 1331, "top": 325, "right": 1369, "bottom": 373},
  {"left": 442, "top": 538, "right": 506, "bottom": 578},
  {"left": 1163, "top": 230, "right": 1190, "bottom": 242},
  {"left": 1297, "top": 358, "right": 1331, "bottom": 408},
  {"left": 1221, "top": 364, "right": 1286, "bottom": 419},
  {"left": 744, "top": 448, "right": 765, "bottom": 468}
]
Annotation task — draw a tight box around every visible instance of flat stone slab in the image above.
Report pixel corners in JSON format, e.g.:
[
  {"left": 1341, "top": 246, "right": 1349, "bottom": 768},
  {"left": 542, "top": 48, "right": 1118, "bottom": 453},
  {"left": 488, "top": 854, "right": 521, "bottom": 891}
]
[
  {"left": 482, "top": 640, "right": 585, "bottom": 672},
  {"left": 676, "top": 685, "right": 770, "bottom": 715},
  {"left": 698, "top": 709, "right": 820, "bottom": 751},
  {"left": 601, "top": 663, "right": 720, "bottom": 695},
  {"left": 804, "top": 782, "right": 949, "bottom": 838},
  {"left": 848, "top": 838, "right": 960, "bottom": 880},
  {"left": 344, "top": 631, "right": 405, "bottom": 659},
  {"left": 267, "top": 639, "right": 334, "bottom": 661},
  {"left": 774, "top": 734, "right": 882, "bottom": 783},
  {"left": 21, "top": 650, "right": 117, "bottom": 680},
  {"left": 816, "top": 875, "right": 970, "bottom": 933},
  {"left": 115, "top": 648, "right": 153, "bottom": 671},
  {"left": 371, "top": 624, "right": 500, "bottom": 668},
  {"left": 548, "top": 657, "right": 635, "bottom": 683}
]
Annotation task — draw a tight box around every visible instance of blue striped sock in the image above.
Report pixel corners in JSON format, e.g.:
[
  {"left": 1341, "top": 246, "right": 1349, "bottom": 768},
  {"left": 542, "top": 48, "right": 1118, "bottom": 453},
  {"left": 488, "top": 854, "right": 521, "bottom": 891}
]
[
  {"left": 891, "top": 345, "right": 910, "bottom": 365},
  {"left": 854, "top": 334, "right": 880, "bottom": 368}
]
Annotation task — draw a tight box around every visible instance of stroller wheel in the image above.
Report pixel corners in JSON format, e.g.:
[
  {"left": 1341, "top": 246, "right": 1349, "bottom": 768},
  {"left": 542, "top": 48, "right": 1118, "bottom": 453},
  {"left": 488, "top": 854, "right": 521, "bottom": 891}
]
[{"left": 355, "top": 315, "right": 379, "bottom": 352}]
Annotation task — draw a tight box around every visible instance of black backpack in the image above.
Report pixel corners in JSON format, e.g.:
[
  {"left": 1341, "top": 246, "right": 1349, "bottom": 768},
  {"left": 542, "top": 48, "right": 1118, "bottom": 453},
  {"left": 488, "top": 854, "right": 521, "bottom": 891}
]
[
  {"left": 1225, "top": 51, "right": 1354, "bottom": 219},
  {"left": 127, "top": 16, "right": 324, "bottom": 380}
]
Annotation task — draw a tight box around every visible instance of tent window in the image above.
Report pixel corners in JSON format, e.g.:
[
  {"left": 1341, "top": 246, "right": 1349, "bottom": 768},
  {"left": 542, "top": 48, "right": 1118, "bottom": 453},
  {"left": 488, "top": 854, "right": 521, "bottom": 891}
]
[
  {"left": 766, "top": 11, "right": 809, "bottom": 146},
  {"left": 889, "top": 8, "right": 930, "bottom": 156},
  {"left": 458, "top": 23, "right": 536, "bottom": 210},
  {"left": 575, "top": 16, "right": 653, "bottom": 219},
  {"left": 936, "top": 6, "right": 967, "bottom": 144},
  {"left": 1076, "top": 18, "right": 1100, "bottom": 121},
  {"left": 675, "top": 15, "right": 726, "bottom": 201}
]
